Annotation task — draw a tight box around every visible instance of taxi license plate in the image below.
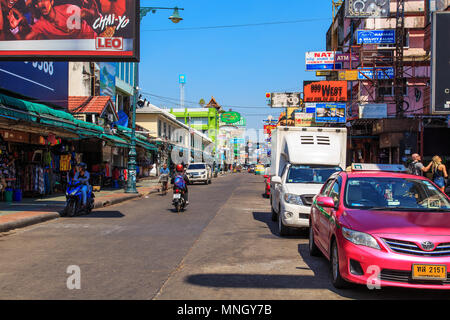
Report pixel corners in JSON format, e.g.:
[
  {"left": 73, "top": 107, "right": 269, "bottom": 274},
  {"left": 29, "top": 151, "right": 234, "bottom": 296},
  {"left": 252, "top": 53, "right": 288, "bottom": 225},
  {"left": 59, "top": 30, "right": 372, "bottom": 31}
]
[
  {"left": 173, "top": 194, "right": 181, "bottom": 199},
  {"left": 412, "top": 264, "right": 447, "bottom": 280}
]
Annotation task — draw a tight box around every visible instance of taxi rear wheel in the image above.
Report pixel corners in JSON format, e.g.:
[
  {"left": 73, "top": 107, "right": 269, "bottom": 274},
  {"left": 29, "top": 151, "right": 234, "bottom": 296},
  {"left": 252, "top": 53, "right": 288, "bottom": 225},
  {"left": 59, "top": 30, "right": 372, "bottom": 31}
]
[
  {"left": 309, "top": 225, "right": 321, "bottom": 257},
  {"left": 330, "top": 240, "right": 349, "bottom": 289}
]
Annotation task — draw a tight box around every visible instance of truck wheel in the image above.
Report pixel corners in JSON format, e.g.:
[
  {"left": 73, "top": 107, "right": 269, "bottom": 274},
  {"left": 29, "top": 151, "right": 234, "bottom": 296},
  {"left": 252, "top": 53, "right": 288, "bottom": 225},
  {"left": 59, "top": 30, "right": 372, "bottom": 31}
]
[
  {"left": 278, "top": 211, "right": 289, "bottom": 236},
  {"left": 271, "top": 200, "right": 277, "bottom": 222}
]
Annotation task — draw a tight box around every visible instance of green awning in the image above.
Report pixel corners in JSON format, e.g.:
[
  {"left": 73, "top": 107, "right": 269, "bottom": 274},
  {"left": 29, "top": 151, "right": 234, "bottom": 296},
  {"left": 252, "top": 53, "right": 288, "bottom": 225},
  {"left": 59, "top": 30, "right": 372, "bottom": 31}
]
[{"left": 101, "top": 133, "right": 130, "bottom": 148}]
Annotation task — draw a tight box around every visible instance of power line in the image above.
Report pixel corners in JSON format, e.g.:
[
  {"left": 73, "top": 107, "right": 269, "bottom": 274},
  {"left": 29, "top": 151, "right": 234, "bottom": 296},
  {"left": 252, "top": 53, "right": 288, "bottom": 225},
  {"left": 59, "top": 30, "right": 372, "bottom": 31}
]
[{"left": 141, "top": 17, "right": 331, "bottom": 32}]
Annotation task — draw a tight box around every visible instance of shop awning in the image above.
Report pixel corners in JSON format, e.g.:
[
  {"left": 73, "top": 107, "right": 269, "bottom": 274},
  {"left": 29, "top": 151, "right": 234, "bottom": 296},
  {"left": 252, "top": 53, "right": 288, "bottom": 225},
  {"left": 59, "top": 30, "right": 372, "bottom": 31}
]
[
  {"left": 101, "top": 133, "right": 130, "bottom": 148},
  {"left": 115, "top": 125, "right": 157, "bottom": 151}
]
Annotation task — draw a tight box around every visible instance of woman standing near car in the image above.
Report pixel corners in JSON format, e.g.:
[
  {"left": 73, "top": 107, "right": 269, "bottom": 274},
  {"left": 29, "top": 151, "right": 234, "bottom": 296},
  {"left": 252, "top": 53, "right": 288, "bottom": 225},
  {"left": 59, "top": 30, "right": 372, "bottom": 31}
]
[{"left": 423, "top": 155, "right": 448, "bottom": 192}]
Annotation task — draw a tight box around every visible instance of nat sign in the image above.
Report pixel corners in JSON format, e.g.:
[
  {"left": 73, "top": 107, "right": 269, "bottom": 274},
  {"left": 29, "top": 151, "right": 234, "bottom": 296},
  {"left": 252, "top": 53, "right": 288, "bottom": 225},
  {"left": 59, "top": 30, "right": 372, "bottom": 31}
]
[
  {"left": 305, "top": 51, "right": 342, "bottom": 71},
  {"left": 303, "top": 81, "right": 347, "bottom": 102},
  {"left": 0, "top": 0, "right": 139, "bottom": 61}
]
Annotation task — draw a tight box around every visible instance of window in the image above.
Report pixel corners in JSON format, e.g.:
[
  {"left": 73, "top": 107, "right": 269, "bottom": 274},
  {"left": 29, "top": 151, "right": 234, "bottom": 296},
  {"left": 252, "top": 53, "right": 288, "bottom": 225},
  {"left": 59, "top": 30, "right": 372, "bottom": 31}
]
[
  {"left": 328, "top": 177, "right": 342, "bottom": 207},
  {"left": 286, "top": 165, "right": 342, "bottom": 184},
  {"left": 163, "top": 122, "right": 167, "bottom": 138},
  {"left": 378, "top": 79, "right": 407, "bottom": 97},
  {"left": 158, "top": 120, "right": 162, "bottom": 137},
  {"left": 321, "top": 179, "right": 335, "bottom": 196}
]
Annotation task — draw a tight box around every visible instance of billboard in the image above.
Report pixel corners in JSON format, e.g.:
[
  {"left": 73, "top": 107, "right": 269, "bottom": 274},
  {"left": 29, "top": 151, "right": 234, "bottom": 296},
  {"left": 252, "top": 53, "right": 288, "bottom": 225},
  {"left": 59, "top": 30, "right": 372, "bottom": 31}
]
[
  {"left": 0, "top": 0, "right": 139, "bottom": 61},
  {"left": 315, "top": 103, "right": 346, "bottom": 123},
  {"left": 0, "top": 61, "right": 68, "bottom": 108},
  {"left": 303, "top": 81, "right": 347, "bottom": 102},
  {"left": 269, "top": 92, "right": 301, "bottom": 108},
  {"left": 357, "top": 30, "right": 395, "bottom": 44},
  {"left": 305, "top": 51, "right": 342, "bottom": 71},
  {"left": 345, "top": 0, "right": 390, "bottom": 18},
  {"left": 221, "top": 111, "right": 241, "bottom": 124},
  {"left": 432, "top": 12, "right": 450, "bottom": 114},
  {"left": 338, "top": 70, "right": 359, "bottom": 81}
]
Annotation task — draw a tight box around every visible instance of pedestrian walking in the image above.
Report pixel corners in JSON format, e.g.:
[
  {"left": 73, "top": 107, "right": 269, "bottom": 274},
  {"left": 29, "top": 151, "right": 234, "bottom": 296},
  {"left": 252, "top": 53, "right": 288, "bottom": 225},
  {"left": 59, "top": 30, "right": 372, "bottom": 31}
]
[
  {"left": 408, "top": 153, "right": 425, "bottom": 176},
  {"left": 423, "top": 155, "right": 448, "bottom": 192}
]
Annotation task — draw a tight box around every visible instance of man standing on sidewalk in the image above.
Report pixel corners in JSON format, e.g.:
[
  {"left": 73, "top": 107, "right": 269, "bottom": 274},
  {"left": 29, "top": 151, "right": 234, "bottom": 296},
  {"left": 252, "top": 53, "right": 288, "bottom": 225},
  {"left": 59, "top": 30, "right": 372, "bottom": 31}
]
[{"left": 408, "top": 153, "right": 425, "bottom": 176}]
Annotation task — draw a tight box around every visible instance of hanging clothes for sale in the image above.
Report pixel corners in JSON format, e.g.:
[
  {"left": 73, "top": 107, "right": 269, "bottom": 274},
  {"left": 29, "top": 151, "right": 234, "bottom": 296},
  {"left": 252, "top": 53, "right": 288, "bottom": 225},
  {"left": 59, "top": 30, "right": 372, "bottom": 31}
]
[{"left": 60, "top": 154, "right": 71, "bottom": 172}]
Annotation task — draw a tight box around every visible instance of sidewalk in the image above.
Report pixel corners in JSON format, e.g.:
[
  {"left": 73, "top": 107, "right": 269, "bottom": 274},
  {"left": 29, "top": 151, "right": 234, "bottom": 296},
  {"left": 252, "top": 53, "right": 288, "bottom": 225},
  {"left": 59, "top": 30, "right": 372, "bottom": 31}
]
[{"left": 0, "top": 178, "right": 160, "bottom": 233}]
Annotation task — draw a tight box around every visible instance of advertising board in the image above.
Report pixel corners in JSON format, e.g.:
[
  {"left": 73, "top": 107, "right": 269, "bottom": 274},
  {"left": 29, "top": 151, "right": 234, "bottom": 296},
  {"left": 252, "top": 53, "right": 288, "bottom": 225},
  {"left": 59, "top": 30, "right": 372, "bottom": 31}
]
[
  {"left": 0, "top": 0, "right": 139, "bottom": 61},
  {"left": 305, "top": 51, "right": 342, "bottom": 71},
  {"left": 303, "top": 81, "right": 347, "bottom": 102},
  {"left": 357, "top": 30, "right": 395, "bottom": 44},
  {"left": 314, "top": 103, "right": 346, "bottom": 123},
  {"left": 269, "top": 92, "right": 301, "bottom": 108},
  {"left": 358, "top": 67, "right": 394, "bottom": 80},
  {"left": 345, "top": 0, "right": 390, "bottom": 18}
]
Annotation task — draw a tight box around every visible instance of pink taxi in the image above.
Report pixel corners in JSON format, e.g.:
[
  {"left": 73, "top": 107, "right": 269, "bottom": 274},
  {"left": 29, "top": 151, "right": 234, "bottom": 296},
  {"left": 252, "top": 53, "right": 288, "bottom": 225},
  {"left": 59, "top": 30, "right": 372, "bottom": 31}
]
[{"left": 309, "top": 163, "right": 450, "bottom": 289}]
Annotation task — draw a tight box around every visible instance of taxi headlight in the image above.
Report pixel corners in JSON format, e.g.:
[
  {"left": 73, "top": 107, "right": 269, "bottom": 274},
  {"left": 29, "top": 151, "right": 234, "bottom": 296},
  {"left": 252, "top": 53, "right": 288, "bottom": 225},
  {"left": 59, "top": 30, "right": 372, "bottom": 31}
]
[
  {"left": 342, "top": 227, "right": 380, "bottom": 250},
  {"left": 284, "top": 193, "right": 304, "bottom": 205}
]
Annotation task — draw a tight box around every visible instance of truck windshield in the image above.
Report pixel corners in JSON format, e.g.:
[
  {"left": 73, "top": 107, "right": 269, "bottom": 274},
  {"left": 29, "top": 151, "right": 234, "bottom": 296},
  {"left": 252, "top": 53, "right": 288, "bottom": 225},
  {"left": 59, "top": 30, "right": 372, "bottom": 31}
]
[
  {"left": 286, "top": 165, "right": 342, "bottom": 184},
  {"left": 188, "top": 164, "right": 206, "bottom": 170}
]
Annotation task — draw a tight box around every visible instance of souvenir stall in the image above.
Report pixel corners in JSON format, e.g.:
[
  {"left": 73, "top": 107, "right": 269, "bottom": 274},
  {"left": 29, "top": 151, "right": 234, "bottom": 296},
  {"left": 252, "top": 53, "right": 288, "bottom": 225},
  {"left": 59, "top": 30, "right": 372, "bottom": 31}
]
[{"left": 0, "top": 130, "right": 84, "bottom": 200}]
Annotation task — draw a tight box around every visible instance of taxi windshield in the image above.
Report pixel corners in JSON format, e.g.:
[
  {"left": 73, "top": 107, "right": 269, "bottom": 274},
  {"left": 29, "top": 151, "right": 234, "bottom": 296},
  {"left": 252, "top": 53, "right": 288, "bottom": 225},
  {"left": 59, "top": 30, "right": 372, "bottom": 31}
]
[
  {"left": 286, "top": 165, "right": 342, "bottom": 184},
  {"left": 344, "top": 177, "right": 450, "bottom": 211}
]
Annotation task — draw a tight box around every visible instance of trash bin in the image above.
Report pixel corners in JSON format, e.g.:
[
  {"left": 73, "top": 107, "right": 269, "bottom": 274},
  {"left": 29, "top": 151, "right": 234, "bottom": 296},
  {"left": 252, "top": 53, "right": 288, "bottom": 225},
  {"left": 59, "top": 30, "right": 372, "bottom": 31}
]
[
  {"left": 5, "top": 188, "right": 13, "bottom": 202},
  {"left": 13, "top": 189, "right": 22, "bottom": 202}
]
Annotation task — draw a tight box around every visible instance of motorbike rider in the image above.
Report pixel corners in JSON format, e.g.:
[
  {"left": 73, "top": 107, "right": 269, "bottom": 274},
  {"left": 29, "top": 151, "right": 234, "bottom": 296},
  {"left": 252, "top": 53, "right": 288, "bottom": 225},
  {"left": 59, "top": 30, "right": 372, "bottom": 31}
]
[
  {"left": 159, "top": 163, "right": 170, "bottom": 192},
  {"left": 74, "top": 162, "right": 91, "bottom": 210},
  {"left": 172, "top": 163, "right": 189, "bottom": 205}
]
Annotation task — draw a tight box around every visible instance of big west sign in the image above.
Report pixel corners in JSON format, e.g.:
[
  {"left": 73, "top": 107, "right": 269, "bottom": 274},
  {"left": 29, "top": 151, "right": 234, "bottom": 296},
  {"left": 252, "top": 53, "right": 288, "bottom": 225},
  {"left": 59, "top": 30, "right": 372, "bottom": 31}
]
[{"left": 303, "top": 81, "right": 348, "bottom": 102}]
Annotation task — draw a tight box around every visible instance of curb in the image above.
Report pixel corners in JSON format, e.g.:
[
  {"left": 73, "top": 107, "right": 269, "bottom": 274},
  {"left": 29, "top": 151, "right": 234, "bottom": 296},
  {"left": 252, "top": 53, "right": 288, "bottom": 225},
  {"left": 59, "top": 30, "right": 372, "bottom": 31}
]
[
  {"left": 0, "top": 212, "right": 60, "bottom": 233},
  {"left": 0, "top": 185, "right": 159, "bottom": 233}
]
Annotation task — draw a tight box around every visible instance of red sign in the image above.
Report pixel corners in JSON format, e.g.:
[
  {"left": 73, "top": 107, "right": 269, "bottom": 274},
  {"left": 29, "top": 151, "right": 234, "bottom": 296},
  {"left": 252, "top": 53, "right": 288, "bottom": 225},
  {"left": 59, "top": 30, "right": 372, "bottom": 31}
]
[
  {"left": 96, "top": 37, "right": 124, "bottom": 50},
  {"left": 303, "top": 81, "right": 348, "bottom": 102}
]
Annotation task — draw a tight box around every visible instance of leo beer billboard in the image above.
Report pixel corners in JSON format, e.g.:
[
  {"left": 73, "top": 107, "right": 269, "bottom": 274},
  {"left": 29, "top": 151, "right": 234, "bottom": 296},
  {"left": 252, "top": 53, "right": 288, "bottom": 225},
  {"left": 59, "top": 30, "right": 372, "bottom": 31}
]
[
  {"left": 432, "top": 12, "right": 450, "bottom": 114},
  {"left": 303, "top": 81, "right": 347, "bottom": 102},
  {"left": 0, "top": 0, "right": 139, "bottom": 61}
]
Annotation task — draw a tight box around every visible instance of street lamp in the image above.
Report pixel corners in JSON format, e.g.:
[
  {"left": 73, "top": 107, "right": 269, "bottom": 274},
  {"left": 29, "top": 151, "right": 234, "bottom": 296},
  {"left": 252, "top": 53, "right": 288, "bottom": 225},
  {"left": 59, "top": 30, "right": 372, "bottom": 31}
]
[{"left": 126, "top": 6, "right": 184, "bottom": 194}]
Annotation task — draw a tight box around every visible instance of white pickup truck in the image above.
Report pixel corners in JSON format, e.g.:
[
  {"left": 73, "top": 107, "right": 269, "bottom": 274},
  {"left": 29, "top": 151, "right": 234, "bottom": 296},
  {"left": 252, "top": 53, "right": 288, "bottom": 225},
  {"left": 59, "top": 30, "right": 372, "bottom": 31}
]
[{"left": 270, "top": 126, "right": 347, "bottom": 236}]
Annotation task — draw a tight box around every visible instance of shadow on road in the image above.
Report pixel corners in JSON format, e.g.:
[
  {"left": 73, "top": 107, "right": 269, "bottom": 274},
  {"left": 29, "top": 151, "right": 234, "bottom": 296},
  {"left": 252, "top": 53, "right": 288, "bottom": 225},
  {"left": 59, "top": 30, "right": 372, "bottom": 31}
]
[
  {"left": 297, "top": 243, "right": 450, "bottom": 299},
  {"left": 252, "top": 211, "right": 308, "bottom": 239},
  {"left": 75, "top": 210, "right": 125, "bottom": 218}
]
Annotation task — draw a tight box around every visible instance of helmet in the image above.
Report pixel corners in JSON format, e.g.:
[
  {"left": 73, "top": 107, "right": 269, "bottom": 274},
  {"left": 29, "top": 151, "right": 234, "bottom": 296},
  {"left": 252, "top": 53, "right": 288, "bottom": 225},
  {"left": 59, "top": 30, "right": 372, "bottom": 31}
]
[
  {"left": 176, "top": 164, "right": 184, "bottom": 172},
  {"left": 79, "top": 162, "right": 87, "bottom": 170}
]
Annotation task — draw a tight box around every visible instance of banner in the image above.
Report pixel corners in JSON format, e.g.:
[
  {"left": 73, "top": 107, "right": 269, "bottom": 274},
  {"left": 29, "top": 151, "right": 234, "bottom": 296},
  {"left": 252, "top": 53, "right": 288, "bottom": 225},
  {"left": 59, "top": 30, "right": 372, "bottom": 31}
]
[
  {"left": 315, "top": 103, "right": 346, "bottom": 123},
  {"left": 264, "top": 125, "right": 277, "bottom": 135},
  {"left": 221, "top": 111, "right": 241, "bottom": 124},
  {"left": 99, "top": 62, "right": 116, "bottom": 97},
  {"left": 303, "top": 81, "right": 347, "bottom": 102},
  {"left": 338, "top": 70, "right": 359, "bottom": 81},
  {"left": 357, "top": 30, "right": 395, "bottom": 44},
  {"left": 345, "top": 0, "right": 390, "bottom": 18},
  {"left": 305, "top": 51, "right": 342, "bottom": 71},
  {"left": 0, "top": 0, "right": 139, "bottom": 61}
]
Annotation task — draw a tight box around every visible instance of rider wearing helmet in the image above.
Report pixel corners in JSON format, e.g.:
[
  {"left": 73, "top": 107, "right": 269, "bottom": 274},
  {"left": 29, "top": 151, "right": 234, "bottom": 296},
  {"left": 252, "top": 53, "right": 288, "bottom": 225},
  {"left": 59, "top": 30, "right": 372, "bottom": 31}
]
[
  {"left": 74, "top": 162, "right": 91, "bottom": 209},
  {"left": 172, "top": 163, "right": 189, "bottom": 205}
]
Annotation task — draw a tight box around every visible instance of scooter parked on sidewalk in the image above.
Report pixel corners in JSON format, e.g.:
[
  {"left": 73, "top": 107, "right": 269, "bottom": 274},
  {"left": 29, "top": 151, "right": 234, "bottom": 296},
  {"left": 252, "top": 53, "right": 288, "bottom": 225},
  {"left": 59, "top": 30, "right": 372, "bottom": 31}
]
[{"left": 62, "top": 180, "right": 95, "bottom": 217}]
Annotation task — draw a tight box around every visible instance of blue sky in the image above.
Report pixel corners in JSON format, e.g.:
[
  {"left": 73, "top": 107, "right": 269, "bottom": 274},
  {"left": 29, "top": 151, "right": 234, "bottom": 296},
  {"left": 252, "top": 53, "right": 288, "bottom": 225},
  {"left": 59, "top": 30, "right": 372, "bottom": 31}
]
[{"left": 138, "top": 0, "right": 333, "bottom": 130}]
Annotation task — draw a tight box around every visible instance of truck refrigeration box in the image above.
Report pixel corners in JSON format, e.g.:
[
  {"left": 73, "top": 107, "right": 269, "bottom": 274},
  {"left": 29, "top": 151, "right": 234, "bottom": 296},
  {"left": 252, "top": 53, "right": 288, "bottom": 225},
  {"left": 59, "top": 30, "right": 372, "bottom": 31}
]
[{"left": 270, "top": 126, "right": 347, "bottom": 177}]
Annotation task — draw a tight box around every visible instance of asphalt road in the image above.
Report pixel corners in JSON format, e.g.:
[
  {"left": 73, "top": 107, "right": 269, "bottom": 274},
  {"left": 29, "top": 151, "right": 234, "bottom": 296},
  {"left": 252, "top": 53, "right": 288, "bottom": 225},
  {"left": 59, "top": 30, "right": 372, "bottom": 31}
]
[{"left": 1, "top": 173, "right": 450, "bottom": 299}]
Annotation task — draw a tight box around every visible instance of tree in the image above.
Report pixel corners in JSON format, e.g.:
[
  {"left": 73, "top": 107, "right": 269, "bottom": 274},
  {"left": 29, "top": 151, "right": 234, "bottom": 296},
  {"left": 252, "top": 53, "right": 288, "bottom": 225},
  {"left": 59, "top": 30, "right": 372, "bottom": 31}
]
[{"left": 199, "top": 98, "right": 206, "bottom": 107}]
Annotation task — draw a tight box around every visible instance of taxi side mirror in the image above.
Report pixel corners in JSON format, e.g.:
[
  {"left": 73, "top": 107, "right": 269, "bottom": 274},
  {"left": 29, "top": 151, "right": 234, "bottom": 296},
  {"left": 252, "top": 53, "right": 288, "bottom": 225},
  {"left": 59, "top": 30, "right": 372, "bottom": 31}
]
[{"left": 316, "top": 196, "right": 335, "bottom": 208}]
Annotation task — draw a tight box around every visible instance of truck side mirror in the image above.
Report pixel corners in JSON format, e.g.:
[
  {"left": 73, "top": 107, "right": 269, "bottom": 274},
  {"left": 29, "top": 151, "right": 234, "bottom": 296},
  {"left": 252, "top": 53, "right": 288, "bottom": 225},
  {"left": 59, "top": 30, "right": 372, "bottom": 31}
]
[{"left": 271, "top": 176, "right": 282, "bottom": 184}]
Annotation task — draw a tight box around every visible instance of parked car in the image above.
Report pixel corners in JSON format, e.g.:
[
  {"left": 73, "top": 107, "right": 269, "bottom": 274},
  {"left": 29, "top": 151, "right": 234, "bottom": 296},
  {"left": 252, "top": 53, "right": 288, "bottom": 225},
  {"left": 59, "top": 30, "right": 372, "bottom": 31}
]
[
  {"left": 185, "top": 163, "right": 211, "bottom": 185},
  {"left": 309, "top": 163, "right": 450, "bottom": 290}
]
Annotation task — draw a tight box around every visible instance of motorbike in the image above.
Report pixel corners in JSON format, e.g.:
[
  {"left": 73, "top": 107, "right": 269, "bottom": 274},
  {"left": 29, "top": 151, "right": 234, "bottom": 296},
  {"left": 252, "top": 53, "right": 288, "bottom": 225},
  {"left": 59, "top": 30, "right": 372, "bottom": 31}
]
[
  {"left": 172, "top": 187, "right": 186, "bottom": 213},
  {"left": 63, "top": 180, "right": 95, "bottom": 217}
]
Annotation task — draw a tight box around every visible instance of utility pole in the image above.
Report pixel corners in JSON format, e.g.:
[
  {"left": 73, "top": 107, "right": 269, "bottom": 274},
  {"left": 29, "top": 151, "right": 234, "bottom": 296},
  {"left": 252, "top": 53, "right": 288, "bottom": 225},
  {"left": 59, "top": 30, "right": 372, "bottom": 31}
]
[{"left": 394, "top": 0, "right": 406, "bottom": 117}]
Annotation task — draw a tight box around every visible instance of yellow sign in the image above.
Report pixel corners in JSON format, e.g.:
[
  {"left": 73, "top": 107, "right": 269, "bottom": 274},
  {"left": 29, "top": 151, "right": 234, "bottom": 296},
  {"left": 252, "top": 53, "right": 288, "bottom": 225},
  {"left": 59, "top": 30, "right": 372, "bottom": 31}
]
[
  {"left": 338, "top": 70, "right": 359, "bottom": 81},
  {"left": 316, "top": 71, "right": 331, "bottom": 76}
]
